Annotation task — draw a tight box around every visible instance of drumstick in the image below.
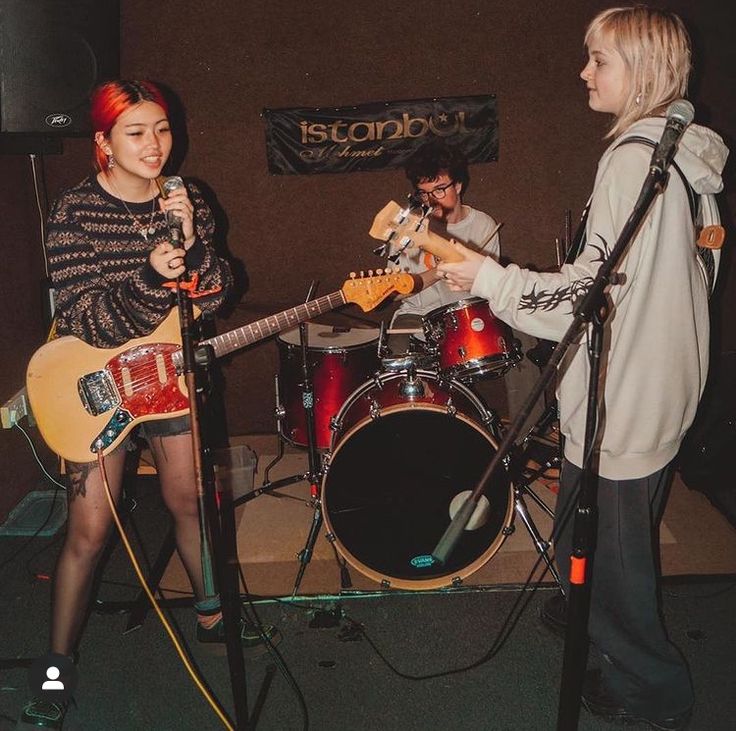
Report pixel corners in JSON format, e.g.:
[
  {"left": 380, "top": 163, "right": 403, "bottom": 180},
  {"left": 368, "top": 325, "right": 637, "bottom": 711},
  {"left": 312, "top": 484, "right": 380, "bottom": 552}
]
[
  {"left": 479, "top": 220, "right": 504, "bottom": 250},
  {"left": 441, "top": 221, "right": 503, "bottom": 262}
]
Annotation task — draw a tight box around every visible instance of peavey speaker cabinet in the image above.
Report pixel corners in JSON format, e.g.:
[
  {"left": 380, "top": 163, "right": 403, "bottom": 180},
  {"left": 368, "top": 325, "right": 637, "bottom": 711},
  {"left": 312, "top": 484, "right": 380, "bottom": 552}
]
[{"left": 0, "top": 0, "right": 120, "bottom": 138}]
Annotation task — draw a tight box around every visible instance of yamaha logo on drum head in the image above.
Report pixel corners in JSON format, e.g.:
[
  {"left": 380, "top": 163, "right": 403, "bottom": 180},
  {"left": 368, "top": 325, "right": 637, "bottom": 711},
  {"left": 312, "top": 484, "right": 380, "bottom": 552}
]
[{"left": 45, "top": 114, "right": 73, "bottom": 128}]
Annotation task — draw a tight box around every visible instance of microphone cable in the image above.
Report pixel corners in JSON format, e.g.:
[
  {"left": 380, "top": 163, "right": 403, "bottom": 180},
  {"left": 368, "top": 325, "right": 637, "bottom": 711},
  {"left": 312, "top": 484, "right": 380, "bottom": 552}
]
[{"left": 96, "top": 448, "right": 235, "bottom": 731}]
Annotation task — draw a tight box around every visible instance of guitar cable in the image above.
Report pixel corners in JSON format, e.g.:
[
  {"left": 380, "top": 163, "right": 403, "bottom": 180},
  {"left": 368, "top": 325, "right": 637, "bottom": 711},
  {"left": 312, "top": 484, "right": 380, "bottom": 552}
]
[{"left": 96, "top": 448, "right": 235, "bottom": 731}]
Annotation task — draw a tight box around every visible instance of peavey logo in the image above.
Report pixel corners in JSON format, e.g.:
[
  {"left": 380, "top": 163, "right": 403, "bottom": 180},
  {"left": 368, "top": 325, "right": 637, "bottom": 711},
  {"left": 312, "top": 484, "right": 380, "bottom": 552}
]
[{"left": 45, "top": 114, "right": 72, "bottom": 128}]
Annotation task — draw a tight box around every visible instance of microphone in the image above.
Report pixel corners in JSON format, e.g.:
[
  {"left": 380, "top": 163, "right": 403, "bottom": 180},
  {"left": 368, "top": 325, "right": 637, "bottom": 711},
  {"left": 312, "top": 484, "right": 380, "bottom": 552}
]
[
  {"left": 161, "top": 175, "right": 185, "bottom": 244},
  {"left": 650, "top": 99, "right": 695, "bottom": 175}
]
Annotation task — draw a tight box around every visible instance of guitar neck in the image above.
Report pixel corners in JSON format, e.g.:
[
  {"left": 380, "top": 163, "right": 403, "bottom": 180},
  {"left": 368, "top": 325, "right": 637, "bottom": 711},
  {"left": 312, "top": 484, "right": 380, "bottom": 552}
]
[
  {"left": 417, "top": 229, "right": 464, "bottom": 263},
  {"left": 200, "top": 290, "right": 348, "bottom": 359}
]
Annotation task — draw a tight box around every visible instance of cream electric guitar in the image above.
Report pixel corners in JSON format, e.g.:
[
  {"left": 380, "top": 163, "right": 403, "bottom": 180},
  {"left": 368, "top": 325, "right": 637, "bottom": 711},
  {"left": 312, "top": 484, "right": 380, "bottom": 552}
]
[
  {"left": 369, "top": 201, "right": 465, "bottom": 263},
  {"left": 27, "top": 271, "right": 414, "bottom": 463}
]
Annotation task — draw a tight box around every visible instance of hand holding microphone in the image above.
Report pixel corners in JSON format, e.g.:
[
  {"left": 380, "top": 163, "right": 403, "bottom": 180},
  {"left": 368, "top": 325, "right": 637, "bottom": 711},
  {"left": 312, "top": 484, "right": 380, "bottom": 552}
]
[
  {"left": 150, "top": 241, "right": 186, "bottom": 279},
  {"left": 158, "top": 175, "right": 195, "bottom": 249}
]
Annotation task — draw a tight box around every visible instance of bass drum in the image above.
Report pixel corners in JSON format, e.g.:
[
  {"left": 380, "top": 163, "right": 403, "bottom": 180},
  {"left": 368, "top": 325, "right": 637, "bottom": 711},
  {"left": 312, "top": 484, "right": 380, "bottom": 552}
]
[{"left": 322, "top": 370, "right": 514, "bottom": 590}]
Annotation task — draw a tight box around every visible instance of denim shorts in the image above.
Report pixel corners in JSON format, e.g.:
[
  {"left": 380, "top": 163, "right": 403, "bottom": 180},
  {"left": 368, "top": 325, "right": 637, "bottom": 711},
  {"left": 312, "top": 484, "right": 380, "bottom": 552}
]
[{"left": 132, "top": 414, "right": 191, "bottom": 444}]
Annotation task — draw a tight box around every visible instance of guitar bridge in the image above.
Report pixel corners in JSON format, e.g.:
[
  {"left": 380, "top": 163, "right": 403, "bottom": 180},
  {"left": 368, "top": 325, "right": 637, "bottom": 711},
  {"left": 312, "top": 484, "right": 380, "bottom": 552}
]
[{"left": 78, "top": 369, "right": 120, "bottom": 416}]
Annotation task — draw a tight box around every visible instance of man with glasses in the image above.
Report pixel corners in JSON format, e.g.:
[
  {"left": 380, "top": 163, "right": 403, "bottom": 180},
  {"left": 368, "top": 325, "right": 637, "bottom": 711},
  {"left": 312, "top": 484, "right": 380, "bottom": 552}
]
[{"left": 385, "top": 139, "right": 501, "bottom": 357}]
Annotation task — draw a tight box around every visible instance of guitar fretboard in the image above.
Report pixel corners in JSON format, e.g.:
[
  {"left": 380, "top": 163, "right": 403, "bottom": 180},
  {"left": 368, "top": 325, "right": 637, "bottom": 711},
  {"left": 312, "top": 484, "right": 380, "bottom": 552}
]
[{"left": 171, "top": 290, "right": 348, "bottom": 369}]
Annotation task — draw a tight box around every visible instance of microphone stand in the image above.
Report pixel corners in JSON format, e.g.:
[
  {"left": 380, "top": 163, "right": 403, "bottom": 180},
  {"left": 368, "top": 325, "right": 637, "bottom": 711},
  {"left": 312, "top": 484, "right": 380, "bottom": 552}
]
[
  {"left": 430, "top": 157, "right": 674, "bottom": 730},
  {"left": 173, "top": 272, "right": 249, "bottom": 729}
]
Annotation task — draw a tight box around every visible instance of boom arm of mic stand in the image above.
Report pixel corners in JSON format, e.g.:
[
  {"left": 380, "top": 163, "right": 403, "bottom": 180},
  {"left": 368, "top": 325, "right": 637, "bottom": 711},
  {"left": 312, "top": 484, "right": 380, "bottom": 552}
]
[{"left": 431, "top": 166, "right": 667, "bottom": 567}]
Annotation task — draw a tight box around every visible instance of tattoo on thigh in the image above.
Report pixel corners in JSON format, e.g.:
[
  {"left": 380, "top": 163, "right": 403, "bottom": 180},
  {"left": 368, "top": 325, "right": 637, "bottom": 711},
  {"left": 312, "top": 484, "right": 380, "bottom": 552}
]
[{"left": 67, "top": 462, "right": 94, "bottom": 500}]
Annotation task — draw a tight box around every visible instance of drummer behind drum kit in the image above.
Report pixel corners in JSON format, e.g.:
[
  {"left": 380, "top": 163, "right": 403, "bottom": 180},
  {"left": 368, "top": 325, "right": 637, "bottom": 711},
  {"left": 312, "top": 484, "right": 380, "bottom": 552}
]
[{"left": 261, "top": 201, "right": 562, "bottom": 592}]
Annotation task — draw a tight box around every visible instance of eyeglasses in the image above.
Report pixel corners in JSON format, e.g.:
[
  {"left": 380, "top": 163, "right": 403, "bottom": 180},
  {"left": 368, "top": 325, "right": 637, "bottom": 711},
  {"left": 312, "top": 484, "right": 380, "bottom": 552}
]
[{"left": 413, "top": 180, "right": 455, "bottom": 201}]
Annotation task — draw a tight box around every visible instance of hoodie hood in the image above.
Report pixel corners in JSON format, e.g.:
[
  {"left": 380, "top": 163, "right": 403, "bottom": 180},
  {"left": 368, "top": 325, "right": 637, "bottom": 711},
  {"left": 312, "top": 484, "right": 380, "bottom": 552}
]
[{"left": 616, "top": 116, "right": 728, "bottom": 195}]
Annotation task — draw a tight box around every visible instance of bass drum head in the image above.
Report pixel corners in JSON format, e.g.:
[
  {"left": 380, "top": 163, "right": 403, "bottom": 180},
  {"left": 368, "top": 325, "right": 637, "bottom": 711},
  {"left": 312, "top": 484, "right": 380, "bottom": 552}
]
[{"left": 322, "top": 404, "right": 513, "bottom": 590}]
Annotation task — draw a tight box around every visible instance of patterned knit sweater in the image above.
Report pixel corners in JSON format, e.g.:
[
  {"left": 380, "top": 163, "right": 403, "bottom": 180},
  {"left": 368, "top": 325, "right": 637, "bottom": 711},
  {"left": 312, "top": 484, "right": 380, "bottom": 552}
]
[{"left": 46, "top": 176, "right": 232, "bottom": 348}]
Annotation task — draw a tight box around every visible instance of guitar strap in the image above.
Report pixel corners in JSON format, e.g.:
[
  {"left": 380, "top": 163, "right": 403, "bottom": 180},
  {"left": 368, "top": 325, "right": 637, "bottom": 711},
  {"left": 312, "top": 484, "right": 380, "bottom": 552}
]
[
  {"left": 564, "top": 135, "right": 721, "bottom": 295},
  {"left": 46, "top": 318, "right": 58, "bottom": 342}
]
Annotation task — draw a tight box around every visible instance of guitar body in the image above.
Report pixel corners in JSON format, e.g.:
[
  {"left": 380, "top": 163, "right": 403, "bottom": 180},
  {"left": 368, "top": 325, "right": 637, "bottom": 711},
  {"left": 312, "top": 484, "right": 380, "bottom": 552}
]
[
  {"left": 27, "top": 310, "right": 188, "bottom": 463},
  {"left": 26, "top": 271, "right": 415, "bottom": 464}
]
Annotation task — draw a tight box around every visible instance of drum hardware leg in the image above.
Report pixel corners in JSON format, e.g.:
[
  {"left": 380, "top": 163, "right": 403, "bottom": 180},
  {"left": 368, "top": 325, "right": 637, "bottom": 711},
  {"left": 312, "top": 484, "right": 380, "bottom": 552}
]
[
  {"left": 325, "top": 531, "right": 353, "bottom": 589},
  {"left": 263, "top": 374, "right": 288, "bottom": 484},
  {"left": 290, "top": 282, "right": 329, "bottom": 597},
  {"left": 292, "top": 498, "right": 323, "bottom": 598},
  {"left": 238, "top": 375, "right": 309, "bottom": 501},
  {"left": 503, "top": 398, "right": 562, "bottom": 585},
  {"left": 512, "top": 482, "right": 563, "bottom": 588}
]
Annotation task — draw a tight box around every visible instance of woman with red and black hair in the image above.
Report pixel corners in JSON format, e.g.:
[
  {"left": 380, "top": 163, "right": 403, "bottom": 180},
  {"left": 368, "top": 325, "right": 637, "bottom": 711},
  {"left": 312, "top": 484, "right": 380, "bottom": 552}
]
[{"left": 20, "top": 80, "right": 266, "bottom": 729}]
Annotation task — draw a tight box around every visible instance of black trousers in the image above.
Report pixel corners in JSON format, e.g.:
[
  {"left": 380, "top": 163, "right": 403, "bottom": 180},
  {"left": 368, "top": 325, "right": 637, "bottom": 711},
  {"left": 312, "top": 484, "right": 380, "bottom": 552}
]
[{"left": 553, "top": 459, "right": 694, "bottom": 718}]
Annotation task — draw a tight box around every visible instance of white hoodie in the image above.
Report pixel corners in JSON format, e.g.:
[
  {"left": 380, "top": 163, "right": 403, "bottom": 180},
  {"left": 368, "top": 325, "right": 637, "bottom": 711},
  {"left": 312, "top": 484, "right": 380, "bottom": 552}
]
[{"left": 470, "top": 117, "right": 728, "bottom": 479}]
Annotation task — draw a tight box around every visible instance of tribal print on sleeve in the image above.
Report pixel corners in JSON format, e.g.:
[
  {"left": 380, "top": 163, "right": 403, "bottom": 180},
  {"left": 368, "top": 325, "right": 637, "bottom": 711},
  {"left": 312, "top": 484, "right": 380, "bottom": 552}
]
[{"left": 518, "top": 233, "right": 611, "bottom": 314}]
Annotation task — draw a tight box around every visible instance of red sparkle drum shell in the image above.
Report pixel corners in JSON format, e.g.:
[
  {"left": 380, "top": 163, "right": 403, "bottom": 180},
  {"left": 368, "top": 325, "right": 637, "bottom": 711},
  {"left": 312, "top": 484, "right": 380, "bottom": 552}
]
[
  {"left": 277, "top": 324, "right": 379, "bottom": 450},
  {"left": 322, "top": 370, "right": 514, "bottom": 590},
  {"left": 424, "top": 297, "right": 516, "bottom": 379}
]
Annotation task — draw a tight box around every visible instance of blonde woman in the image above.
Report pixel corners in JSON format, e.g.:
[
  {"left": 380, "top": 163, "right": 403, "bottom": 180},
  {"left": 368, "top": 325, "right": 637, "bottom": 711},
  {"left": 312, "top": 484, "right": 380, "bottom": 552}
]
[{"left": 438, "top": 7, "right": 728, "bottom": 730}]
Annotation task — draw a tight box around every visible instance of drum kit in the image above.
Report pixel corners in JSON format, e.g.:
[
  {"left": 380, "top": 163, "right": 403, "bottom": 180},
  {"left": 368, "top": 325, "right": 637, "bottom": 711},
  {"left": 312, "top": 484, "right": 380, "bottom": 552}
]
[{"left": 263, "top": 295, "right": 561, "bottom": 593}]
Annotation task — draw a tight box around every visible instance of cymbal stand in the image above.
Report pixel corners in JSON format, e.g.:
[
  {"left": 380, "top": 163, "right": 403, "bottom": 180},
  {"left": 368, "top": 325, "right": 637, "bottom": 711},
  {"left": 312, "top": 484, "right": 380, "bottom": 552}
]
[
  {"left": 233, "top": 284, "right": 350, "bottom": 594},
  {"left": 291, "top": 283, "right": 329, "bottom": 597},
  {"left": 474, "top": 377, "right": 562, "bottom": 588}
]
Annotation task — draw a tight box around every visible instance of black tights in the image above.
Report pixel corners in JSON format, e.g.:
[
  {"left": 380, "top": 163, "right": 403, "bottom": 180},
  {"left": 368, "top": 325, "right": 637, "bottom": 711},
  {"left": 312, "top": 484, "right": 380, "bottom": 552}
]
[{"left": 51, "top": 433, "right": 207, "bottom": 655}]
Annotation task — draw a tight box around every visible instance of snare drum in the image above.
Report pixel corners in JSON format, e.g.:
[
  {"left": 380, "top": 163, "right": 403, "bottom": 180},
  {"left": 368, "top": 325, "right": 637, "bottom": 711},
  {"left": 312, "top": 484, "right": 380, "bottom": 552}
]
[
  {"left": 424, "top": 297, "right": 519, "bottom": 380},
  {"left": 277, "top": 324, "right": 379, "bottom": 450},
  {"left": 322, "top": 370, "right": 513, "bottom": 590}
]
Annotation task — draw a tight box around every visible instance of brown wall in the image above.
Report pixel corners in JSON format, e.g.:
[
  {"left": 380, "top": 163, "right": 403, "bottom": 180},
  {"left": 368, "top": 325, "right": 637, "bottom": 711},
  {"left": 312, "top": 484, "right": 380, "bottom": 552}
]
[{"left": 1, "top": 0, "right": 734, "bottom": 518}]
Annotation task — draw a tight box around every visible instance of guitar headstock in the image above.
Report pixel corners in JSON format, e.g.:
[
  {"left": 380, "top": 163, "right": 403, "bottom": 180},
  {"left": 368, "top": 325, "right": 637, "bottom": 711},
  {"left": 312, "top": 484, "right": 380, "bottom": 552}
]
[
  {"left": 341, "top": 269, "right": 415, "bottom": 312},
  {"left": 369, "top": 200, "right": 463, "bottom": 263},
  {"left": 369, "top": 201, "right": 426, "bottom": 255}
]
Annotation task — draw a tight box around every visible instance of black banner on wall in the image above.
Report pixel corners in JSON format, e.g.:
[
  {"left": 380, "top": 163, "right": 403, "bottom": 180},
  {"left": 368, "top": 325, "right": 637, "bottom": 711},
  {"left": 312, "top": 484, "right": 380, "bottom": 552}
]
[{"left": 263, "top": 94, "right": 498, "bottom": 175}]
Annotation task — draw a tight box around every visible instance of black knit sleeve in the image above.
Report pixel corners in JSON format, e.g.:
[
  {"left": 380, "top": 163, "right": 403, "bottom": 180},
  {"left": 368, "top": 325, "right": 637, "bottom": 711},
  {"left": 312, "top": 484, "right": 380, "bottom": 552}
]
[
  {"left": 181, "top": 182, "right": 233, "bottom": 316},
  {"left": 47, "top": 190, "right": 175, "bottom": 347}
]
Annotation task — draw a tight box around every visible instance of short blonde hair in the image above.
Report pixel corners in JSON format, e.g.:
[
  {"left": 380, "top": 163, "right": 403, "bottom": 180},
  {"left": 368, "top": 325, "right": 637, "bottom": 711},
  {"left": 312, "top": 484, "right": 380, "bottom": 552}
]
[{"left": 585, "top": 6, "right": 691, "bottom": 137}]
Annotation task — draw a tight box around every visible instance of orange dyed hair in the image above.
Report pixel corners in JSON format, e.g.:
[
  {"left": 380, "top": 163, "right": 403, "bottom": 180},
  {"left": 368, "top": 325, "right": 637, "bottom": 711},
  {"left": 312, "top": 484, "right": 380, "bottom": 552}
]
[{"left": 90, "top": 80, "right": 169, "bottom": 172}]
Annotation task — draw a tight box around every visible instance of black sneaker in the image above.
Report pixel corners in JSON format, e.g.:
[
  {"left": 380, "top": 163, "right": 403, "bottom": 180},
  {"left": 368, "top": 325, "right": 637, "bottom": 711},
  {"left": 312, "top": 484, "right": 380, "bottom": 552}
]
[
  {"left": 20, "top": 698, "right": 68, "bottom": 729},
  {"left": 582, "top": 669, "right": 692, "bottom": 730},
  {"left": 540, "top": 593, "right": 567, "bottom": 639},
  {"left": 197, "top": 617, "right": 278, "bottom": 648}
]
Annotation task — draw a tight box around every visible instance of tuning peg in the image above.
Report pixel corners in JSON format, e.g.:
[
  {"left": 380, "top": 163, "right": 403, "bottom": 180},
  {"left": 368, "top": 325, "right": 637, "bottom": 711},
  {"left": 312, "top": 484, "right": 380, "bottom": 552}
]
[
  {"left": 376, "top": 268, "right": 383, "bottom": 275},
  {"left": 349, "top": 272, "right": 356, "bottom": 279}
]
